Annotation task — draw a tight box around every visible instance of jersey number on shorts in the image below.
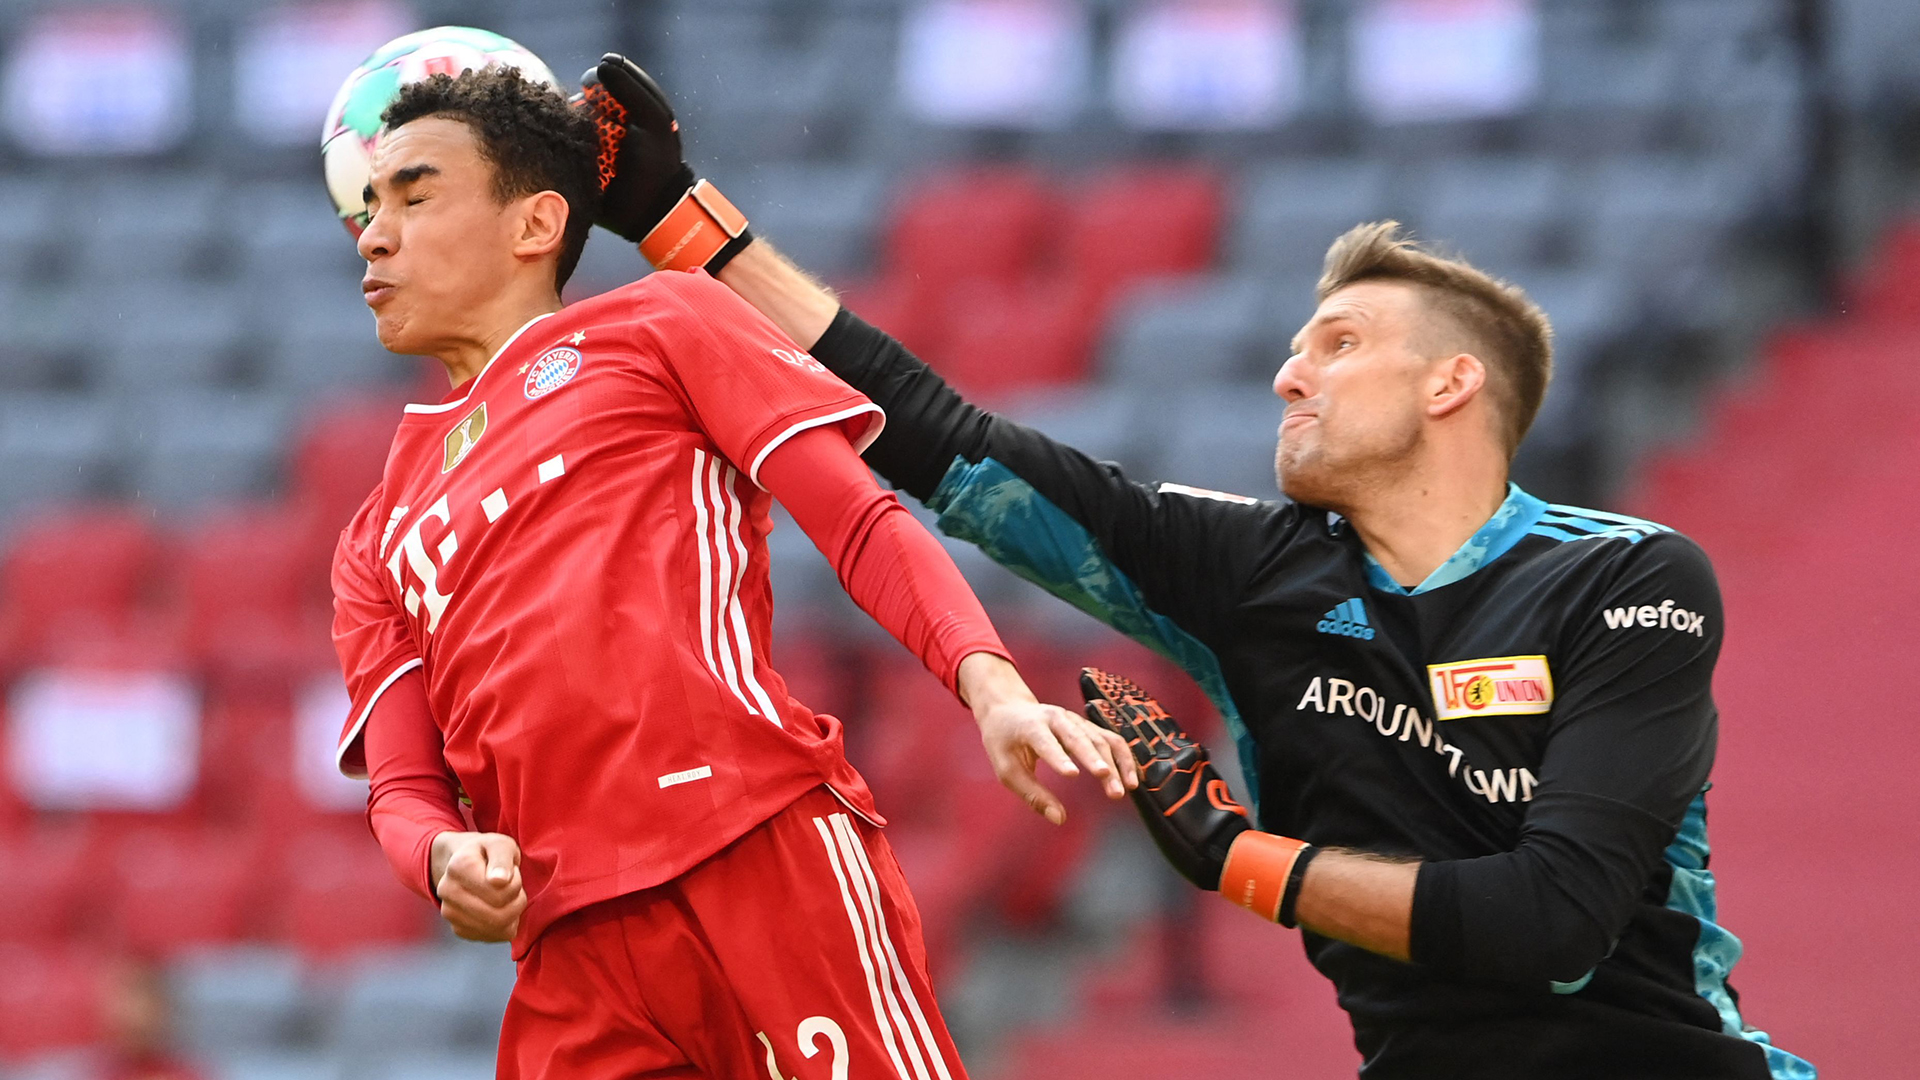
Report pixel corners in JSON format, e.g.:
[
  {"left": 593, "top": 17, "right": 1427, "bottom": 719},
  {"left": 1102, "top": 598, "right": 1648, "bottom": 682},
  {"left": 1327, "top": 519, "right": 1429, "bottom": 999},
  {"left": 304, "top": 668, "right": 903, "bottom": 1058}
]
[{"left": 758, "top": 1016, "right": 849, "bottom": 1080}]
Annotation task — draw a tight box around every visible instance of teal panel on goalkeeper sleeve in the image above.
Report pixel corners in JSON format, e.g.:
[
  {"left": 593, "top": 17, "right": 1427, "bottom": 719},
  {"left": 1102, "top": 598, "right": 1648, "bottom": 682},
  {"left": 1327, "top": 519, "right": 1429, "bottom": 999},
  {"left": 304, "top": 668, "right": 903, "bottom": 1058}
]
[
  {"left": 1663, "top": 791, "right": 1818, "bottom": 1080},
  {"left": 926, "top": 453, "right": 1260, "bottom": 810}
]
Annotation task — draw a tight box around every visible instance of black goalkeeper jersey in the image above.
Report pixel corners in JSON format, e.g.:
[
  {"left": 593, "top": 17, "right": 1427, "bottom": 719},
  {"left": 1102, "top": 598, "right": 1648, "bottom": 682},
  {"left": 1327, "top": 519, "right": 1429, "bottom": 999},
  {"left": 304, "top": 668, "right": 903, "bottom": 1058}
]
[{"left": 809, "top": 311, "right": 1814, "bottom": 1080}]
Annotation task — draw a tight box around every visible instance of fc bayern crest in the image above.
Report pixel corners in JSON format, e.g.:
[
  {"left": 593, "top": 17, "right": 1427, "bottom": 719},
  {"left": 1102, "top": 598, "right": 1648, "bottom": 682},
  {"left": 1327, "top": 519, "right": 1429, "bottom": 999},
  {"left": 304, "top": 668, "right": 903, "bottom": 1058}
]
[{"left": 524, "top": 347, "right": 582, "bottom": 400}]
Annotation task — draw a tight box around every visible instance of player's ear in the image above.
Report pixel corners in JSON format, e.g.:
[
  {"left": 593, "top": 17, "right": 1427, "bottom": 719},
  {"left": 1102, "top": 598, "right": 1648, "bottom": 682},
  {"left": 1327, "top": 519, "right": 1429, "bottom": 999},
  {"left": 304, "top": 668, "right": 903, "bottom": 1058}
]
[
  {"left": 511, "top": 190, "right": 570, "bottom": 263},
  {"left": 1427, "top": 351, "right": 1487, "bottom": 420}
]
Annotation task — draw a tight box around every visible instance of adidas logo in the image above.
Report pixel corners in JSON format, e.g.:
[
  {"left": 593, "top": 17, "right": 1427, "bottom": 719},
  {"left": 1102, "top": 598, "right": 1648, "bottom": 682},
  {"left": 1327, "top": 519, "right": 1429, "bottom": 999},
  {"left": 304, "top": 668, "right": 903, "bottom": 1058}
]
[{"left": 1317, "top": 597, "right": 1376, "bottom": 640}]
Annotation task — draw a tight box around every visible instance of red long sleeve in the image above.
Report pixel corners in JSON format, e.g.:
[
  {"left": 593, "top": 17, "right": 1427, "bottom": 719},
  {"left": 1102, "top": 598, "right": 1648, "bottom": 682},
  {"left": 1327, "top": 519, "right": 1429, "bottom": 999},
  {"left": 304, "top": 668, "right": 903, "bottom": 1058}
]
[
  {"left": 362, "top": 669, "right": 467, "bottom": 901},
  {"left": 759, "top": 424, "right": 1011, "bottom": 697}
]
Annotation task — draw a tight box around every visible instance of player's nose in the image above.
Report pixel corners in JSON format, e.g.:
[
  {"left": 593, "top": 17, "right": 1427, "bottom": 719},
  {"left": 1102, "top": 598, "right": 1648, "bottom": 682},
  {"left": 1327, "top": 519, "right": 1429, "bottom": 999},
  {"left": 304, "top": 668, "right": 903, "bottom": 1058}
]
[
  {"left": 356, "top": 210, "right": 394, "bottom": 262},
  {"left": 1273, "top": 352, "right": 1310, "bottom": 402}
]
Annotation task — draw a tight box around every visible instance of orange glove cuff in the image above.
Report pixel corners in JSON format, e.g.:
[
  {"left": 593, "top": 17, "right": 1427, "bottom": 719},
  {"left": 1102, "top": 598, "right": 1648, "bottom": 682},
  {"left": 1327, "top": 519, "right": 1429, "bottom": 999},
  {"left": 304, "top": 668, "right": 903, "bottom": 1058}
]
[
  {"left": 1219, "top": 831, "right": 1311, "bottom": 923},
  {"left": 639, "top": 179, "right": 750, "bottom": 272}
]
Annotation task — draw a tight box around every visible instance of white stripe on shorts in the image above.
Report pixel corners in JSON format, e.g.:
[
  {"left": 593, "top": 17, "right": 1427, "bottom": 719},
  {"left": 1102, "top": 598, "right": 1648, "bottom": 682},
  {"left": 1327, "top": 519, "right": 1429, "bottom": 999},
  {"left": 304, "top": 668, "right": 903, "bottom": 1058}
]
[{"left": 813, "top": 814, "right": 913, "bottom": 1080}]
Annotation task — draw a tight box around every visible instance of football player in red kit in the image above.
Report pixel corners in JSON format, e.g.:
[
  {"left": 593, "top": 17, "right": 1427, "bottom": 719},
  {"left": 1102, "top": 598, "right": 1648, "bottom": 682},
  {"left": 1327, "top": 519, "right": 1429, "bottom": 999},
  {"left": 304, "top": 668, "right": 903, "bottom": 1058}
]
[{"left": 329, "top": 69, "right": 1136, "bottom": 1079}]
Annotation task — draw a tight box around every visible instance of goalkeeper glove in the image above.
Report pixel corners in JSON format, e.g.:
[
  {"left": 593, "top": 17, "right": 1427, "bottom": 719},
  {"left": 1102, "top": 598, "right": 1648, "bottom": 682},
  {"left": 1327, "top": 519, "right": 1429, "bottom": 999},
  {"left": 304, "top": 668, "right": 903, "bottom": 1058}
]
[
  {"left": 1081, "top": 667, "right": 1318, "bottom": 926},
  {"left": 573, "top": 53, "right": 752, "bottom": 273}
]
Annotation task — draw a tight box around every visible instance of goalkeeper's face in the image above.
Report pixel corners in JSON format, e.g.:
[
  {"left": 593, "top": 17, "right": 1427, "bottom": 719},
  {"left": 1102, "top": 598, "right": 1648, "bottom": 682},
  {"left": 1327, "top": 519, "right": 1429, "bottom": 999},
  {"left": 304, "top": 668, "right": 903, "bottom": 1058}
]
[
  {"left": 356, "top": 117, "right": 548, "bottom": 356},
  {"left": 1272, "top": 281, "right": 1457, "bottom": 508}
]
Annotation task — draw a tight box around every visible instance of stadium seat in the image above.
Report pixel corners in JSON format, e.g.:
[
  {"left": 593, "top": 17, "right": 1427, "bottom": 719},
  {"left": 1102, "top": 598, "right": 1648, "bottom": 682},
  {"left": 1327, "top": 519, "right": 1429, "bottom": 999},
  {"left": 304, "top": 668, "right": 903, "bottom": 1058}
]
[
  {"left": 0, "top": 822, "right": 94, "bottom": 945},
  {"left": 287, "top": 398, "right": 406, "bottom": 542},
  {"left": 738, "top": 163, "right": 889, "bottom": 279},
  {"left": 281, "top": 825, "right": 435, "bottom": 957},
  {"left": 934, "top": 278, "right": 1095, "bottom": 400},
  {"left": 998, "top": 385, "right": 1159, "bottom": 479},
  {"left": 375, "top": 1056, "right": 500, "bottom": 1080},
  {"left": 0, "top": 393, "right": 116, "bottom": 523},
  {"left": 234, "top": 182, "right": 362, "bottom": 285},
  {"left": 207, "top": 1052, "right": 345, "bottom": 1080},
  {"left": 170, "top": 945, "right": 307, "bottom": 1053},
  {"left": 123, "top": 390, "right": 291, "bottom": 511},
  {"left": 1231, "top": 159, "right": 1391, "bottom": 280},
  {"left": 1059, "top": 167, "right": 1224, "bottom": 319},
  {"left": 320, "top": 947, "right": 478, "bottom": 1054},
  {"left": 0, "top": 944, "right": 103, "bottom": 1057},
  {"left": 1100, "top": 274, "right": 1272, "bottom": 390},
  {"left": 175, "top": 505, "right": 329, "bottom": 662},
  {"left": 883, "top": 166, "right": 1055, "bottom": 295},
  {"left": 1155, "top": 386, "right": 1286, "bottom": 501},
  {"left": 1406, "top": 156, "right": 1567, "bottom": 275},
  {"left": 1843, "top": 217, "right": 1920, "bottom": 324},
  {"left": 109, "top": 826, "right": 265, "bottom": 955},
  {"left": 832, "top": 274, "right": 940, "bottom": 358},
  {"left": 0, "top": 504, "right": 162, "bottom": 664},
  {"left": 258, "top": 331, "right": 412, "bottom": 396}
]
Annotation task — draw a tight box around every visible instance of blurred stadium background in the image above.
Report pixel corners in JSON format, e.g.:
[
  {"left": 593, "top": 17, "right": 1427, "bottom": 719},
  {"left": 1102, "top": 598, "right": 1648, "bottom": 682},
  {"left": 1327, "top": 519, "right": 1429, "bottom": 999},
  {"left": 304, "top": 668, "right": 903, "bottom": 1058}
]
[{"left": 0, "top": 0, "right": 1916, "bottom": 1076}]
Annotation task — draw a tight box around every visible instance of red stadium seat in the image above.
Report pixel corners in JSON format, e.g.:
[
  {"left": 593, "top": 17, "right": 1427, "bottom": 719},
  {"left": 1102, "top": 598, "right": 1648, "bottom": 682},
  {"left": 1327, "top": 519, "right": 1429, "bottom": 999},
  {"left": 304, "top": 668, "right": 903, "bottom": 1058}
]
[
  {"left": 280, "top": 823, "right": 435, "bottom": 957},
  {"left": 174, "top": 506, "right": 334, "bottom": 675},
  {"left": 108, "top": 826, "right": 264, "bottom": 955},
  {"left": 834, "top": 275, "right": 943, "bottom": 361},
  {"left": 1844, "top": 216, "right": 1920, "bottom": 324},
  {"left": 287, "top": 396, "right": 405, "bottom": 545},
  {"left": 0, "top": 505, "right": 164, "bottom": 667},
  {"left": 1059, "top": 167, "right": 1224, "bottom": 318},
  {"left": 884, "top": 166, "right": 1055, "bottom": 293},
  {"left": 0, "top": 944, "right": 103, "bottom": 1056},
  {"left": 935, "top": 278, "right": 1095, "bottom": 401},
  {"left": 0, "top": 822, "right": 96, "bottom": 945}
]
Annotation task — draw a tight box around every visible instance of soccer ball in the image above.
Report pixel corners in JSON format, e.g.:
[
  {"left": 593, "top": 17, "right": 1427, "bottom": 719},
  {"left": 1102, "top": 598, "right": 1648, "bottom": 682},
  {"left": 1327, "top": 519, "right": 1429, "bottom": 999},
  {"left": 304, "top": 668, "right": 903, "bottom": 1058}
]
[{"left": 321, "top": 26, "right": 558, "bottom": 237}]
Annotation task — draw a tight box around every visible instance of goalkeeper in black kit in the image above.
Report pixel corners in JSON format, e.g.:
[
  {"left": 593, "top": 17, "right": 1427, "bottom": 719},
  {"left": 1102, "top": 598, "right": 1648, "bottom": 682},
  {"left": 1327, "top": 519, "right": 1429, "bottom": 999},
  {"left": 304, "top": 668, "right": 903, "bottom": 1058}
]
[{"left": 575, "top": 55, "right": 1816, "bottom": 1080}]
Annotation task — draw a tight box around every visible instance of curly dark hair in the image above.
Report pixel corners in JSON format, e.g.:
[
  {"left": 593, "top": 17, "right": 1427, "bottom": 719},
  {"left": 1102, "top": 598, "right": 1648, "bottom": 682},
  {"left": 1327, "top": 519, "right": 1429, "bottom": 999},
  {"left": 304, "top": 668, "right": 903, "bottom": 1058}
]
[{"left": 383, "top": 66, "right": 599, "bottom": 289}]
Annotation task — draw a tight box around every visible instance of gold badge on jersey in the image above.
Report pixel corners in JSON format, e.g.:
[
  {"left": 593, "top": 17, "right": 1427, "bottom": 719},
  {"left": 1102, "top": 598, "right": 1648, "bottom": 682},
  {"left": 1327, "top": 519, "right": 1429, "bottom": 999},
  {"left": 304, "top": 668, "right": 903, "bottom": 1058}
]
[
  {"left": 442, "top": 402, "right": 488, "bottom": 473},
  {"left": 1427, "top": 655, "right": 1553, "bottom": 721}
]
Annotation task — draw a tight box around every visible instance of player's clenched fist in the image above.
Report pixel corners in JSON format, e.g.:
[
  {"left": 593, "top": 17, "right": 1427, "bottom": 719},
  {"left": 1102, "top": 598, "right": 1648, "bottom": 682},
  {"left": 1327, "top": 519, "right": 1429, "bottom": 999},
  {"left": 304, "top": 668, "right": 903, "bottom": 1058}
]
[{"left": 429, "top": 831, "right": 528, "bottom": 943}]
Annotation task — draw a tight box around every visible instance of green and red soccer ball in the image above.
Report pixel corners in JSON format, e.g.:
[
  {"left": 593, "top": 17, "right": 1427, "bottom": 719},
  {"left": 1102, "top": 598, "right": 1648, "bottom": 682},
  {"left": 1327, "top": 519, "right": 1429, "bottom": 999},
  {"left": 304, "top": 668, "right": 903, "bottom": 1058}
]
[{"left": 321, "top": 25, "right": 557, "bottom": 237}]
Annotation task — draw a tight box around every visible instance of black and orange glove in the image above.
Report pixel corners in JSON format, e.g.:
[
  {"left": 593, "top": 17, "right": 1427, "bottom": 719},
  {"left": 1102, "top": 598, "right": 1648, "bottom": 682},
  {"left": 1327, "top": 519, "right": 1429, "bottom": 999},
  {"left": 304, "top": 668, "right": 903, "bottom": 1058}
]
[
  {"left": 1082, "top": 668, "right": 1318, "bottom": 925},
  {"left": 573, "top": 53, "right": 751, "bottom": 273}
]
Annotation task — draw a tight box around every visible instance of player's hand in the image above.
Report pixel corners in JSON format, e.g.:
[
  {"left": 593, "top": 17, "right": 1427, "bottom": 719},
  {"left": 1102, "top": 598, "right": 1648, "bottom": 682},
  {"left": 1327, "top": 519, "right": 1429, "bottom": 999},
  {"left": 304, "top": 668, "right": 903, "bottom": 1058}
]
[
  {"left": 959, "top": 653, "right": 1137, "bottom": 825},
  {"left": 573, "top": 53, "right": 696, "bottom": 243},
  {"left": 1081, "top": 667, "right": 1251, "bottom": 890},
  {"left": 429, "top": 830, "right": 527, "bottom": 943}
]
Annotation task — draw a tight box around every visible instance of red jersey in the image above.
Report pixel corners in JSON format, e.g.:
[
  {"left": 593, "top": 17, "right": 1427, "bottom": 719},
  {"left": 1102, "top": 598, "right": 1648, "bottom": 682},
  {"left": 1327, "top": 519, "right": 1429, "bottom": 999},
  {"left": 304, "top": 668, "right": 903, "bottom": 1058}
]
[{"left": 331, "top": 270, "right": 888, "bottom": 952}]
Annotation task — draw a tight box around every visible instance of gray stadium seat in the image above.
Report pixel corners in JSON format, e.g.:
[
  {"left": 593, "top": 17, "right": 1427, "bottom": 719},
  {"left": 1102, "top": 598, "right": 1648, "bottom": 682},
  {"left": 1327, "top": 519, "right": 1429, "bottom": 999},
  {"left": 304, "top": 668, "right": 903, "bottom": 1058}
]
[
  {"left": 321, "top": 947, "right": 488, "bottom": 1054},
  {"left": 566, "top": 229, "right": 647, "bottom": 297},
  {"left": 494, "top": 8, "right": 616, "bottom": 87},
  {"left": 1155, "top": 385, "right": 1286, "bottom": 502},
  {"left": 1102, "top": 274, "right": 1271, "bottom": 389},
  {"left": 0, "top": 288, "right": 93, "bottom": 388},
  {"left": 0, "top": 392, "right": 116, "bottom": 519},
  {"left": 732, "top": 163, "right": 889, "bottom": 278},
  {"left": 374, "top": 1056, "right": 499, "bottom": 1080},
  {"left": 93, "top": 285, "right": 248, "bottom": 390},
  {"left": 1231, "top": 160, "right": 1392, "bottom": 279},
  {"left": 207, "top": 1053, "right": 344, "bottom": 1080},
  {"left": 1574, "top": 155, "right": 1746, "bottom": 312},
  {"left": 121, "top": 389, "right": 290, "bottom": 510},
  {"left": 170, "top": 946, "right": 308, "bottom": 1053},
  {"left": 1404, "top": 156, "right": 1566, "bottom": 276},
  {"left": 0, "top": 175, "right": 60, "bottom": 249},
  {"left": 768, "top": 503, "right": 842, "bottom": 621},
  {"left": 262, "top": 334, "right": 414, "bottom": 395},
  {"left": 236, "top": 181, "right": 363, "bottom": 283},
  {"left": 69, "top": 173, "right": 227, "bottom": 282},
  {"left": 1001, "top": 384, "right": 1161, "bottom": 480}
]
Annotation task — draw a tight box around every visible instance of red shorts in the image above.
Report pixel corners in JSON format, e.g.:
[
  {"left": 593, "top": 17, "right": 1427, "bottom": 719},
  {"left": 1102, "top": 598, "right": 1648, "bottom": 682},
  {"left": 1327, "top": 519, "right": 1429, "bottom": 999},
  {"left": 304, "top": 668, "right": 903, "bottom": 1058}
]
[{"left": 498, "top": 786, "right": 969, "bottom": 1080}]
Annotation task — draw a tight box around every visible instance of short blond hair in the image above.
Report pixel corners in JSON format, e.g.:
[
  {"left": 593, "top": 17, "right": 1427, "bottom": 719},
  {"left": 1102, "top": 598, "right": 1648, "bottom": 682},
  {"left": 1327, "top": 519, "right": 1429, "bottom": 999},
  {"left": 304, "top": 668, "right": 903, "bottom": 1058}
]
[{"left": 1317, "top": 221, "right": 1554, "bottom": 457}]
